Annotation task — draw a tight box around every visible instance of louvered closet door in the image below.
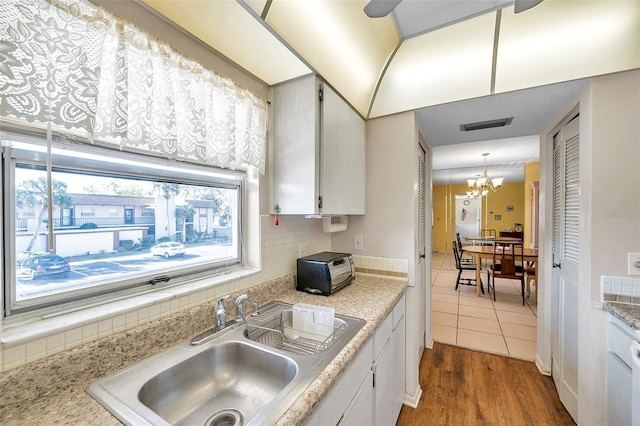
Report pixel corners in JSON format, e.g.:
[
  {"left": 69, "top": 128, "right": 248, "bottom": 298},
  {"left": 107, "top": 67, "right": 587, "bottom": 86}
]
[
  {"left": 551, "top": 115, "right": 580, "bottom": 422},
  {"left": 417, "top": 144, "right": 427, "bottom": 349}
]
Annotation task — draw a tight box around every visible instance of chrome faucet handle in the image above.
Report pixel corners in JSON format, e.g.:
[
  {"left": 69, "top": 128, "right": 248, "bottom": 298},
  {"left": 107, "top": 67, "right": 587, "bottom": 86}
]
[
  {"left": 235, "top": 294, "right": 249, "bottom": 322},
  {"left": 215, "top": 295, "right": 231, "bottom": 329}
]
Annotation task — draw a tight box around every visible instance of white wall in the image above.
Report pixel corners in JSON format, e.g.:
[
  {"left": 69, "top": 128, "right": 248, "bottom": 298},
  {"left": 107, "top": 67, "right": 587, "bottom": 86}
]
[
  {"left": 538, "top": 69, "right": 640, "bottom": 424},
  {"left": 331, "top": 111, "right": 425, "bottom": 404},
  {"left": 578, "top": 69, "right": 640, "bottom": 424}
]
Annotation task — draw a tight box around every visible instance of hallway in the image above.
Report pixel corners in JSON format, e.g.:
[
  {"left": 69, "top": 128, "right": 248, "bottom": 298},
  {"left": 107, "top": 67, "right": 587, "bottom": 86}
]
[{"left": 431, "top": 251, "right": 538, "bottom": 360}]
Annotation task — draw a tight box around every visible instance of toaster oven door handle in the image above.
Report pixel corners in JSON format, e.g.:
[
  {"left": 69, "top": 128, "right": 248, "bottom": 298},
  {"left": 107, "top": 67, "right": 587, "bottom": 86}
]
[{"left": 333, "top": 259, "right": 345, "bottom": 266}]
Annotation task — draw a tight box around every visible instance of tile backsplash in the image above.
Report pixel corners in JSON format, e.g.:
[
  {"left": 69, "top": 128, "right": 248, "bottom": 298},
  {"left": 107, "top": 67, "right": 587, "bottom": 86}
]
[
  {"left": 0, "top": 215, "right": 330, "bottom": 372},
  {"left": 353, "top": 255, "right": 409, "bottom": 279},
  {"left": 0, "top": 216, "right": 411, "bottom": 372},
  {"left": 601, "top": 275, "right": 640, "bottom": 304}
]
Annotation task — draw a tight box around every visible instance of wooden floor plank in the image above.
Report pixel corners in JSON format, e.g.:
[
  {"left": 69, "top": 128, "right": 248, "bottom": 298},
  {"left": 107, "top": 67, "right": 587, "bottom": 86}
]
[{"left": 397, "top": 343, "right": 575, "bottom": 426}]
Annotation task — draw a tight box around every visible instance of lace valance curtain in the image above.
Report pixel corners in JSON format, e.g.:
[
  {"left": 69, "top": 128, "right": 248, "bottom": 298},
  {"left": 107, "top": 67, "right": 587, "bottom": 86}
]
[{"left": 0, "top": 0, "right": 267, "bottom": 173}]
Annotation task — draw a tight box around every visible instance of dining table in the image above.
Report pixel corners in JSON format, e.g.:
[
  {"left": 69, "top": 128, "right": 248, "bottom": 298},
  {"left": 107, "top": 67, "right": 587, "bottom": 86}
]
[
  {"left": 463, "top": 235, "right": 523, "bottom": 245},
  {"left": 462, "top": 245, "right": 539, "bottom": 296}
]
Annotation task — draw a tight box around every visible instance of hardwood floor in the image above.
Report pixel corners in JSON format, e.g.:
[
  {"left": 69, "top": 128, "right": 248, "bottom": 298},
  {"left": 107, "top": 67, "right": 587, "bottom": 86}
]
[{"left": 397, "top": 343, "right": 575, "bottom": 426}]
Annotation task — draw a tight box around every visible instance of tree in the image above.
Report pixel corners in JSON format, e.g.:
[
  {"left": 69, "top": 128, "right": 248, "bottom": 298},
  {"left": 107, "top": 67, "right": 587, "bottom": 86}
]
[
  {"left": 175, "top": 203, "right": 195, "bottom": 242},
  {"left": 84, "top": 181, "right": 144, "bottom": 196},
  {"left": 182, "top": 185, "right": 228, "bottom": 217},
  {"left": 153, "top": 183, "right": 180, "bottom": 238},
  {"left": 17, "top": 177, "right": 72, "bottom": 252}
]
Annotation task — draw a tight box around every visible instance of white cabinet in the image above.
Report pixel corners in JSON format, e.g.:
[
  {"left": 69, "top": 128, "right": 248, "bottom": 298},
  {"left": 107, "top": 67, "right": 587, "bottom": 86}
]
[
  {"left": 373, "top": 315, "right": 394, "bottom": 426},
  {"left": 271, "top": 75, "right": 365, "bottom": 215},
  {"left": 309, "top": 295, "right": 405, "bottom": 426},
  {"left": 607, "top": 315, "right": 639, "bottom": 426},
  {"left": 340, "top": 370, "right": 374, "bottom": 426},
  {"left": 374, "top": 294, "right": 406, "bottom": 426},
  {"left": 391, "top": 295, "right": 406, "bottom": 422},
  {"left": 308, "top": 339, "right": 373, "bottom": 426}
]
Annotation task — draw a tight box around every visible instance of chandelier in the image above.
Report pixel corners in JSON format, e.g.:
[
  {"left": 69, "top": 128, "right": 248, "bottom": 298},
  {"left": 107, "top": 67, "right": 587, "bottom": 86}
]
[{"left": 467, "top": 153, "right": 504, "bottom": 198}]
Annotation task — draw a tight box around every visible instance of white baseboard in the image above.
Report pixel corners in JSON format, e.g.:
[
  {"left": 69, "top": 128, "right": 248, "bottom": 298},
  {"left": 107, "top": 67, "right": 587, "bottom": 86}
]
[
  {"left": 535, "top": 353, "right": 551, "bottom": 376},
  {"left": 403, "top": 384, "right": 423, "bottom": 409},
  {"left": 425, "top": 338, "right": 434, "bottom": 349}
]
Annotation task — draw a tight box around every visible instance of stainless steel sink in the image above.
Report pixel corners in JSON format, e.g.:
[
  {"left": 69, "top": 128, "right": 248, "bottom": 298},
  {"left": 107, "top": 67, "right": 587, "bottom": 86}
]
[
  {"left": 87, "top": 301, "right": 365, "bottom": 426},
  {"left": 139, "top": 342, "right": 297, "bottom": 425}
]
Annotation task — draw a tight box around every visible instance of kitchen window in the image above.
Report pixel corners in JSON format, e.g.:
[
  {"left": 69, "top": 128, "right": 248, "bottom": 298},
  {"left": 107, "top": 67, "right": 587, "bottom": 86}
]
[
  {"left": 0, "top": 0, "right": 266, "bottom": 318},
  {"left": 3, "top": 135, "right": 244, "bottom": 316}
]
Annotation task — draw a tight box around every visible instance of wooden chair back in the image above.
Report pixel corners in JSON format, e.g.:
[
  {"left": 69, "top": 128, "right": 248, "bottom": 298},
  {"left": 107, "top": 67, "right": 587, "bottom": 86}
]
[
  {"left": 491, "top": 242, "right": 524, "bottom": 279},
  {"left": 481, "top": 229, "right": 496, "bottom": 238}
]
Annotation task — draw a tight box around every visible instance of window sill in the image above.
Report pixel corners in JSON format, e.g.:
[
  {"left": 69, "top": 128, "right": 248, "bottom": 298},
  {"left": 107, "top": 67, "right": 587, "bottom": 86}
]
[{"left": 1, "top": 267, "right": 260, "bottom": 349}]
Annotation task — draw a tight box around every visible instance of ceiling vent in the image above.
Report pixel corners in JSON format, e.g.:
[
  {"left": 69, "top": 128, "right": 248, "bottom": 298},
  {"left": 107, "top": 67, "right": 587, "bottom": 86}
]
[{"left": 460, "top": 117, "right": 514, "bottom": 132}]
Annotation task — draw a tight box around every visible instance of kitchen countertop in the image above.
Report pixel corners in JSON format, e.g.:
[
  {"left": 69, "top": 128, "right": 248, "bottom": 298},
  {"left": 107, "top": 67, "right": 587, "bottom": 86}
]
[
  {"left": 603, "top": 301, "right": 640, "bottom": 330},
  {"left": 0, "top": 273, "right": 406, "bottom": 425}
]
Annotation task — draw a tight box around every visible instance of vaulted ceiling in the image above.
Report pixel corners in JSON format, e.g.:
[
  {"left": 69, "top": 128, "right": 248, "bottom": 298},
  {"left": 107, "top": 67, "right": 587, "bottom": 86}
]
[
  {"left": 136, "top": 0, "right": 639, "bottom": 120},
  {"left": 127, "top": 0, "right": 637, "bottom": 183}
]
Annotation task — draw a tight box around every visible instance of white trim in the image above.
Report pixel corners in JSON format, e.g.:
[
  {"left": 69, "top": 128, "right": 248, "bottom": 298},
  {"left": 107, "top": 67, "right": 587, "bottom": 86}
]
[{"left": 402, "top": 385, "right": 423, "bottom": 409}]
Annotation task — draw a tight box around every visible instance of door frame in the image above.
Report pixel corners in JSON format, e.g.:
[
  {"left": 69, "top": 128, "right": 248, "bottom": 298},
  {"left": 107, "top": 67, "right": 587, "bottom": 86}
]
[{"left": 537, "top": 103, "right": 580, "bottom": 376}]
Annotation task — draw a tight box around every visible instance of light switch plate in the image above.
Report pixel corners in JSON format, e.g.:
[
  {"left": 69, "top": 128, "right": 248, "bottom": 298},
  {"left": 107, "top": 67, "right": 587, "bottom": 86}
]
[{"left": 628, "top": 253, "right": 640, "bottom": 275}]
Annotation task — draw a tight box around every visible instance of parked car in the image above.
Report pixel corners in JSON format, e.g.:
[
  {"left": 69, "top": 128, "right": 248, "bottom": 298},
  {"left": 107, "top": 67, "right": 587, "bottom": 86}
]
[
  {"left": 28, "top": 254, "right": 71, "bottom": 280},
  {"left": 150, "top": 242, "right": 186, "bottom": 258}
]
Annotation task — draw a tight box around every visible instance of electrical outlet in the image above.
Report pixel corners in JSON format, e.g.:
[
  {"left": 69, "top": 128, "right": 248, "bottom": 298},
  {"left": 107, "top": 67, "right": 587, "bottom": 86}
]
[
  {"left": 628, "top": 253, "right": 640, "bottom": 275},
  {"left": 299, "top": 243, "right": 308, "bottom": 258},
  {"left": 354, "top": 235, "right": 363, "bottom": 251}
]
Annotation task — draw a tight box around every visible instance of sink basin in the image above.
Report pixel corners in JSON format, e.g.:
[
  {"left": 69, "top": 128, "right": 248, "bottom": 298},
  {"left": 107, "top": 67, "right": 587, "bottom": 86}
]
[
  {"left": 87, "top": 301, "right": 365, "bottom": 425},
  {"left": 139, "top": 342, "right": 297, "bottom": 425}
]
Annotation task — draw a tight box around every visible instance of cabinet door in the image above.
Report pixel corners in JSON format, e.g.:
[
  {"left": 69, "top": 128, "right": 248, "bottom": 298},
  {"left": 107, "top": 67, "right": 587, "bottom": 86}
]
[
  {"left": 607, "top": 351, "right": 632, "bottom": 426},
  {"left": 320, "top": 83, "right": 365, "bottom": 215},
  {"left": 271, "top": 75, "right": 319, "bottom": 214},
  {"left": 340, "top": 371, "right": 374, "bottom": 426},
  {"left": 308, "top": 339, "right": 373, "bottom": 426},
  {"left": 374, "top": 338, "right": 394, "bottom": 426},
  {"left": 392, "top": 316, "right": 406, "bottom": 423}
]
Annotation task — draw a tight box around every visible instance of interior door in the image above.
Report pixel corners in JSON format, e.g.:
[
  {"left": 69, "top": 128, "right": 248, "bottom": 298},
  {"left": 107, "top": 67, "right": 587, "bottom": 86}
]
[
  {"left": 418, "top": 143, "right": 427, "bottom": 349},
  {"left": 551, "top": 115, "right": 580, "bottom": 421}
]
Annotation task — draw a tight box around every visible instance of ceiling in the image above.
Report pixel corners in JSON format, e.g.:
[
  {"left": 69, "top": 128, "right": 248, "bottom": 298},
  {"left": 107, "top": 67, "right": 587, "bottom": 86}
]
[
  {"left": 424, "top": 78, "right": 587, "bottom": 184},
  {"left": 132, "top": 0, "right": 637, "bottom": 183}
]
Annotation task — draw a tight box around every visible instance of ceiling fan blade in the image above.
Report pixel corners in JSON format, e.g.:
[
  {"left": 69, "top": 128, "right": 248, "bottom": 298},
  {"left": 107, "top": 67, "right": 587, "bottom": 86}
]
[
  {"left": 514, "top": 0, "right": 543, "bottom": 13},
  {"left": 363, "top": 0, "right": 402, "bottom": 18}
]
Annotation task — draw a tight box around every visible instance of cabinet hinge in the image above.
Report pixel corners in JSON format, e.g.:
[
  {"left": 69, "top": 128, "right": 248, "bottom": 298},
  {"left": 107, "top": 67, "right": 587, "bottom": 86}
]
[
  {"left": 318, "top": 86, "right": 323, "bottom": 102},
  {"left": 318, "top": 196, "right": 323, "bottom": 209}
]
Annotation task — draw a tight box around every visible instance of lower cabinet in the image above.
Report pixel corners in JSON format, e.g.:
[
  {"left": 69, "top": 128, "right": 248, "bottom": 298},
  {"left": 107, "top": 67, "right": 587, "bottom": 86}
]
[
  {"left": 341, "top": 370, "right": 374, "bottom": 425},
  {"left": 392, "top": 304, "right": 406, "bottom": 422},
  {"left": 606, "top": 315, "right": 639, "bottom": 426},
  {"left": 308, "top": 294, "right": 406, "bottom": 426}
]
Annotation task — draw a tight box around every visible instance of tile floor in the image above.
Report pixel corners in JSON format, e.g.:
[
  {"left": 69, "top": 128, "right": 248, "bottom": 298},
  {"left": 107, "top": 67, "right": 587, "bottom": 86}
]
[{"left": 431, "top": 250, "right": 538, "bottom": 361}]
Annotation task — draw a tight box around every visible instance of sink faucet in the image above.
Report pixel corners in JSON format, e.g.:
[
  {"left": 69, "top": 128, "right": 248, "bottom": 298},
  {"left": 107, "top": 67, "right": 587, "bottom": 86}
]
[
  {"left": 215, "top": 295, "right": 231, "bottom": 330},
  {"left": 235, "top": 294, "right": 249, "bottom": 322}
]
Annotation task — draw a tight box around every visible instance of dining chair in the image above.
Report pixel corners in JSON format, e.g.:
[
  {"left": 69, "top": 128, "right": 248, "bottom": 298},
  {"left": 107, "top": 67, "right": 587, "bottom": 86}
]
[
  {"left": 487, "top": 242, "right": 525, "bottom": 305},
  {"left": 525, "top": 261, "right": 537, "bottom": 302},
  {"left": 481, "top": 229, "right": 496, "bottom": 238},
  {"left": 452, "top": 241, "right": 484, "bottom": 293},
  {"left": 455, "top": 233, "right": 474, "bottom": 264}
]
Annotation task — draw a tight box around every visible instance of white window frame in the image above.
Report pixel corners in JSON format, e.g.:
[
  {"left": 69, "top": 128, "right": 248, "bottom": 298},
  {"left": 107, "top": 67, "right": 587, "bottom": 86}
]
[{"left": 2, "top": 132, "right": 245, "bottom": 318}]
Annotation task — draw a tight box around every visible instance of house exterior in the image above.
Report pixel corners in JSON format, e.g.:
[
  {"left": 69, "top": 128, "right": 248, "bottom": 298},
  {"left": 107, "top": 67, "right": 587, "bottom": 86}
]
[{"left": 16, "top": 193, "right": 227, "bottom": 256}]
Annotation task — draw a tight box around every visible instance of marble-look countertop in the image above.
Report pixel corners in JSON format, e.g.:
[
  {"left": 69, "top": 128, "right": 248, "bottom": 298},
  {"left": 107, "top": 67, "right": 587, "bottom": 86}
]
[
  {"left": 603, "top": 301, "right": 640, "bottom": 330},
  {"left": 0, "top": 274, "right": 406, "bottom": 425}
]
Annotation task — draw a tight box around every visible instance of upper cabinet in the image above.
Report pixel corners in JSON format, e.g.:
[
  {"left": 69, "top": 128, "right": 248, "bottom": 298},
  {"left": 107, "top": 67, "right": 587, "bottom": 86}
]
[{"left": 271, "top": 75, "right": 366, "bottom": 215}]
